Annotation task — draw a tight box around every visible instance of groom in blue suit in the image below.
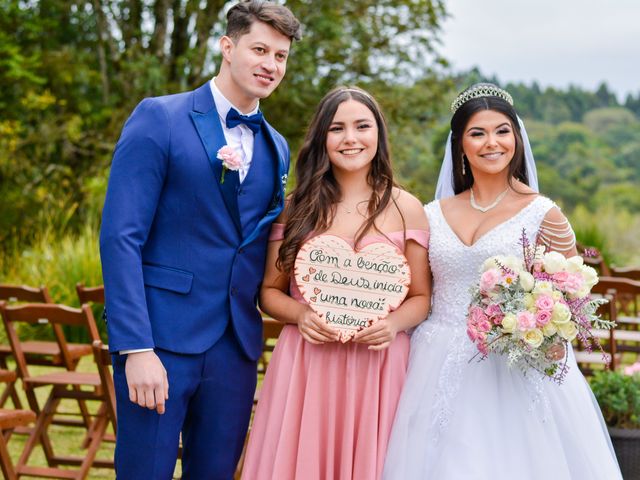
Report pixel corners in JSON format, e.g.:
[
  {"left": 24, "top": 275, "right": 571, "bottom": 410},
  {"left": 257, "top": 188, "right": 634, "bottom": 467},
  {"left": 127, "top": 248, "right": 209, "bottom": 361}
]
[{"left": 99, "top": 2, "right": 301, "bottom": 478}]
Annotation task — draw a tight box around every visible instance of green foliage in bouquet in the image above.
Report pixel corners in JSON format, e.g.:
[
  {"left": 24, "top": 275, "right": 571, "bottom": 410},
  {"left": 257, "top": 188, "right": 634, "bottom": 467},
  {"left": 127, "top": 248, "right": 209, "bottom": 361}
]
[{"left": 591, "top": 371, "right": 640, "bottom": 429}]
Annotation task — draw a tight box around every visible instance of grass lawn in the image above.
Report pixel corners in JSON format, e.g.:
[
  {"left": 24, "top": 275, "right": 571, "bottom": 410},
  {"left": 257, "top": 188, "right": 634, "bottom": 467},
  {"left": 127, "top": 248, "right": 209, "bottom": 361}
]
[{"left": 4, "top": 357, "right": 183, "bottom": 479}]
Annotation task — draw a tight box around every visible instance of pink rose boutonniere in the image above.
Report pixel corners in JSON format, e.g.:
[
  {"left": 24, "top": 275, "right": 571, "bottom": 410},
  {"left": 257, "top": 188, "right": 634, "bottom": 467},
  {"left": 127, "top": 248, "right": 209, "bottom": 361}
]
[{"left": 216, "top": 145, "right": 242, "bottom": 184}]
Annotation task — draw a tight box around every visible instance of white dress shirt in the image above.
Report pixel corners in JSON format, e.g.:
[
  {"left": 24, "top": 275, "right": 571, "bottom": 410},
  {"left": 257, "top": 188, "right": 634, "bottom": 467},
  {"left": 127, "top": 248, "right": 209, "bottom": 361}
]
[
  {"left": 209, "top": 77, "right": 259, "bottom": 183},
  {"left": 120, "top": 79, "right": 260, "bottom": 355}
]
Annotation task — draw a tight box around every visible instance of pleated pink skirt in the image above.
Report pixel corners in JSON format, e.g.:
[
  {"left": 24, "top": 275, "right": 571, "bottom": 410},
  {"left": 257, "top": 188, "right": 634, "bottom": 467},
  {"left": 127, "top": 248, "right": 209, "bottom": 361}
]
[{"left": 241, "top": 324, "right": 410, "bottom": 480}]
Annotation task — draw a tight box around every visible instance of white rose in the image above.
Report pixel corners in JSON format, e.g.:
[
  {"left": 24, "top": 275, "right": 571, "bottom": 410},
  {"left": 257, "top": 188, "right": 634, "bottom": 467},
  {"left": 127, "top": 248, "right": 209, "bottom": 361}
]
[
  {"left": 481, "top": 256, "right": 502, "bottom": 273},
  {"left": 558, "top": 321, "right": 578, "bottom": 341},
  {"left": 552, "top": 303, "right": 571, "bottom": 324},
  {"left": 501, "top": 313, "right": 517, "bottom": 333},
  {"left": 542, "top": 322, "right": 558, "bottom": 337},
  {"left": 566, "top": 256, "right": 584, "bottom": 273},
  {"left": 524, "top": 329, "right": 544, "bottom": 348},
  {"left": 519, "top": 272, "right": 535, "bottom": 292},
  {"left": 503, "top": 255, "right": 523, "bottom": 273},
  {"left": 533, "top": 281, "right": 553, "bottom": 296},
  {"left": 543, "top": 251, "right": 567, "bottom": 274},
  {"left": 523, "top": 293, "right": 535, "bottom": 311},
  {"left": 552, "top": 290, "right": 563, "bottom": 301},
  {"left": 573, "top": 286, "right": 590, "bottom": 299},
  {"left": 580, "top": 265, "right": 599, "bottom": 288}
]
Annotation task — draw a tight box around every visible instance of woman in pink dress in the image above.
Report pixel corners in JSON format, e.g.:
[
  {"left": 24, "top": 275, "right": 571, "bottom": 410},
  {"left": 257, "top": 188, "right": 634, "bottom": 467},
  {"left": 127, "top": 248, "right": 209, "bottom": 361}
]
[{"left": 241, "top": 86, "right": 431, "bottom": 480}]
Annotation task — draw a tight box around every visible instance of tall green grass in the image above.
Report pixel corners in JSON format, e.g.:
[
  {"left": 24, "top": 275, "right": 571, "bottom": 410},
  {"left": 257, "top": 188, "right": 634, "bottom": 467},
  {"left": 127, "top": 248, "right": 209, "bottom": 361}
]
[
  {"left": 570, "top": 204, "right": 640, "bottom": 267},
  {"left": 0, "top": 222, "right": 104, "bottom": 342}
]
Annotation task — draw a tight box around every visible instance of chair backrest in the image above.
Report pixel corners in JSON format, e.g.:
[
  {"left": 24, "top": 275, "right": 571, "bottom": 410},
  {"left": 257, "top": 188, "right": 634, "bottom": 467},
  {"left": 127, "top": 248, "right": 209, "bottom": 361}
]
[
  {"left": 75, "top": 284, "right": 105, "bottom": 305},
  {"left": 92, "top": 340, "right": 117, "bottom": 434},
  {"left": 0, "top": 302, "right": 100, "bottom": 379},
  {"left": 594, "top": 276, "right": 640, "bottom": 317},
  {"left": 0, "top": 285, "right": 52, "bottom": 303},
  {"left": 611, "top": 267, "right": 640, "bottom": 282},
  {"left": 257, "top": 317, "right": 284, "bottom": 375}
]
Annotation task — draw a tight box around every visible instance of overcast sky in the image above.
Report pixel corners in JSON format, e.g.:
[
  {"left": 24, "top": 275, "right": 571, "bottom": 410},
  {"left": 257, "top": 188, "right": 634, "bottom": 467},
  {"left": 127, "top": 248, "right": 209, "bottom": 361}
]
[{"left": 439, "top": 0, "right": 639, "bottom": 100}]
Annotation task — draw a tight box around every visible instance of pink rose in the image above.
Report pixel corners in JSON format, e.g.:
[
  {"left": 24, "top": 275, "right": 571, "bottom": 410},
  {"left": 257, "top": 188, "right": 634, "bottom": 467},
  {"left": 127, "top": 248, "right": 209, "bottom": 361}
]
[
  {"left": 217, "top": 145, "right": 243, "bottom": 170},
  {"left": 535, "top": 310, "right": 552, "bottom": 327},
  {"left": 485, "top": 304, "right": 505, "bottom": 325},
  {"left": 552, "top": 271, "right": 584, "bottom": 294},
  {"left": 517, "top": 311, "right": 536, "bottom": 331},
  {"left": 478, "top": 319, "right": 492, "bottom": 333},
  {"left": 469, "top": 306, "right": 487, "bottom": 323},
  {"left": 535, "top": 295, "right": 554, "bottom": 312},
  {"left": 625, "top": 362, "right": 640, "bottom": 376},
  {"left": 467, "top": 327, "right": 479, "bottom": 342},
  {"left": 563, "top": 274, "right": 584, "bottom": 294},
  {"left": 480, "top": 269, "right": 501, "bottom": 293}
]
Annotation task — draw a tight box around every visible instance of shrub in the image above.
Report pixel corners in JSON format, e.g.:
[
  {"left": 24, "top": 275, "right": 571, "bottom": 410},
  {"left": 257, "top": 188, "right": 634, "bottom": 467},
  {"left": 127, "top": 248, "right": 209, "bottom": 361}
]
[{"left": 590, "top": 370, "right": 640, "bottom": 429}]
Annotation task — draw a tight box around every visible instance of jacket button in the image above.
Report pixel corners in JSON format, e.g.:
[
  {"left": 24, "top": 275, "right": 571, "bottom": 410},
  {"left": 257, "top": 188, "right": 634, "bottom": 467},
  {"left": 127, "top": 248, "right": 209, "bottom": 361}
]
[
  {"left": 231, "top": 287, "right": 238, "bottom": 296},
  {"left": 238, "top": 248, "right": 244, "bottom": 254}
]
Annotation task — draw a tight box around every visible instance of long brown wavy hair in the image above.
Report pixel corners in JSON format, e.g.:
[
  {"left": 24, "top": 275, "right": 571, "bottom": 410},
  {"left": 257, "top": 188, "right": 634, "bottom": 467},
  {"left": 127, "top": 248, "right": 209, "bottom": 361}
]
[{"left": 277, "top": 86, "right": 402, "bottom": 274}]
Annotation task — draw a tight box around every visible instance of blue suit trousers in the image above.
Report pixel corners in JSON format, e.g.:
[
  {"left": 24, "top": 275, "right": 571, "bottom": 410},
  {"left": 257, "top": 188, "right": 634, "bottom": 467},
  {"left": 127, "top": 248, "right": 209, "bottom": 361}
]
[{"left": 112, "top": 325, "right": 257, "bottom": 479}]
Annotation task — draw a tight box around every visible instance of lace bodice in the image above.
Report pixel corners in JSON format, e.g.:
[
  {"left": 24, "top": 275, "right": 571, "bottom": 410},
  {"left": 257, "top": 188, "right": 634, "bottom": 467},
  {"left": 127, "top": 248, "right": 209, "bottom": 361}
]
[
  {"left": 410, "top": 196, "right": 556, "bottom": 440},
  {"left": 424, "top": 195, "right": 554, "bottom": 328}
]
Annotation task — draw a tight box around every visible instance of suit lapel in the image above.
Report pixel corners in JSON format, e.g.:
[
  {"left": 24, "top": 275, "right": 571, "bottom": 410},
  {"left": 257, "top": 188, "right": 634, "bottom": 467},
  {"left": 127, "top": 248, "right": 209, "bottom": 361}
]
[{"left": 189, "top": 83, "right": 242, "bottom": 235}]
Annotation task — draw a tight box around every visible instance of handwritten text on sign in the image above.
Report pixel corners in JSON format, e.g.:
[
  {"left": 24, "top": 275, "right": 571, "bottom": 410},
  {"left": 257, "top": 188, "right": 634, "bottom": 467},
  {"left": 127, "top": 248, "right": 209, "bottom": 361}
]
[{"left": 294, "top": 234, "right": 410, "bottom": 342}]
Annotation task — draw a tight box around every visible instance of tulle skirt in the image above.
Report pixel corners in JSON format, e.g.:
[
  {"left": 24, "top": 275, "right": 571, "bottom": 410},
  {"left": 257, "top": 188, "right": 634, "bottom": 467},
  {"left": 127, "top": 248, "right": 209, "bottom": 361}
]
[{"left": 382, "top": 319, "right": 622, "bottom": 480}]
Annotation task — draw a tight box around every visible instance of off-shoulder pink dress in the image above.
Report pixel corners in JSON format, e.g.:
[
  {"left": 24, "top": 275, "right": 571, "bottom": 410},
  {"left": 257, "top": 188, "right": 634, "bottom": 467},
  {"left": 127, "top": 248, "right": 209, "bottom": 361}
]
[{"left": 241, "top": 225, "right": 429, "bottom": 480}]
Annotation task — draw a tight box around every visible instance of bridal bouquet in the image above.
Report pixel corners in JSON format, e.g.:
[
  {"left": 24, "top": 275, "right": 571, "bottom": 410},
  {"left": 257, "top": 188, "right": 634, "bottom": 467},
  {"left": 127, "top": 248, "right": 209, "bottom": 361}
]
[{"left": 466, "top": 231, "right": 614, "bottom": 383}]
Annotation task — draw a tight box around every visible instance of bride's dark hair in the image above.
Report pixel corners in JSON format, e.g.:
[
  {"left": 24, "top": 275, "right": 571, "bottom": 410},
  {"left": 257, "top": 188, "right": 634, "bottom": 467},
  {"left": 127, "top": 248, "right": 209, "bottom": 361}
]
[
  {"left": 450, "top": 83, "right": 529, "bottom": 194},
  {"left": 277, "top": 86, "right": 401, "bottom": 274}
]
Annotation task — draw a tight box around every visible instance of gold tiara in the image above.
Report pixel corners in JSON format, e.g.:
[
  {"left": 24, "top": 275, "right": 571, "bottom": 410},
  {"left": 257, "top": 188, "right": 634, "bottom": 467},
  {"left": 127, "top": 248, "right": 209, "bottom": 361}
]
[{"left": 450, "top": 85, "right": 514, "bottom": 113}]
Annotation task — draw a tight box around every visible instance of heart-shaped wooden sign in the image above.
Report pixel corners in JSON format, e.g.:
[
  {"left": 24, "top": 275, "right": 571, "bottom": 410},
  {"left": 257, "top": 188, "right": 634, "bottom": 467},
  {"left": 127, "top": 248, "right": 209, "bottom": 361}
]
[{"left": 294, "top": 234, "right": 411, "bottom": 342}]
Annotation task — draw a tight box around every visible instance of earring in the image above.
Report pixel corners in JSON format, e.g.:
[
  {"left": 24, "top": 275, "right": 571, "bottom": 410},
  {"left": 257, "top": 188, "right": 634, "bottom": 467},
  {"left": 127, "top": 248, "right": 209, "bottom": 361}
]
[{"left": 461, "top": 154, "right": 467, "bottom": 175}]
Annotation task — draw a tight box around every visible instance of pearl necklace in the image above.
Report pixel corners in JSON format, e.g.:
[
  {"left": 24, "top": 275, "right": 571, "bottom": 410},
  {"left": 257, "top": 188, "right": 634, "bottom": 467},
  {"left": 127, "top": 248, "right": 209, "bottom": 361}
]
[{"left": 470, "top": 187, "right": 509, "bottom": 213}]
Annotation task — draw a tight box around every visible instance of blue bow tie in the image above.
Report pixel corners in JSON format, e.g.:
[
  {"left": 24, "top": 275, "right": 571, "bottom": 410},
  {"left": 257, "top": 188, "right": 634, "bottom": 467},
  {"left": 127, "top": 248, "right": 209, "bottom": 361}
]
[{"left": 225, "top": 108, "right": 263, "bottom": 134}]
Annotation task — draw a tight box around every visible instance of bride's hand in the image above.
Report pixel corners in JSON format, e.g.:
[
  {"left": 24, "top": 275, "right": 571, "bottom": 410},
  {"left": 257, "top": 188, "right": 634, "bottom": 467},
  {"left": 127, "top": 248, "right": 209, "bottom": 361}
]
[
  {"left": 297, "top": 307, "right": 340, "bottom": 344},
  {"left": 353, "top": 319, "right": 398, "bottom": 350},
  {"left": 546, "top": 342, "right": 566, "bottom": 361}
]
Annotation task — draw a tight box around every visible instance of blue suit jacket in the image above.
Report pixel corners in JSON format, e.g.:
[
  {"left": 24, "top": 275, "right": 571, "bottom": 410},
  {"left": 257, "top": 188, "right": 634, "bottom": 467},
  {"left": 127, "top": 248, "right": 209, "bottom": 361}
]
[{"left": 100, "top": 83, "right": 289, "bottom": 361}]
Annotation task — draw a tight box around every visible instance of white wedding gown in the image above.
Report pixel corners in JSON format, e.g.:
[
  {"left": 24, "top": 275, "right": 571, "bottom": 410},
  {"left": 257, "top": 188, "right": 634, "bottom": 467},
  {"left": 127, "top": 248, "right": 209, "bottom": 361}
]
[{"left": 383, "top": 197, "right": 622, "bottom": 480}]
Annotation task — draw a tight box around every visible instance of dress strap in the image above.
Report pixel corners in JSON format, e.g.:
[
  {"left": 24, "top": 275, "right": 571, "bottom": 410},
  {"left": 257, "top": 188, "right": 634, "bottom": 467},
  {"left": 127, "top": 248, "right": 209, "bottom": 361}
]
[
  {"left": 269, "top": 222, "right": 285, "bottom": 241},
  {"left": 400, "top": 229, "right": 430, "bottom": 249}
]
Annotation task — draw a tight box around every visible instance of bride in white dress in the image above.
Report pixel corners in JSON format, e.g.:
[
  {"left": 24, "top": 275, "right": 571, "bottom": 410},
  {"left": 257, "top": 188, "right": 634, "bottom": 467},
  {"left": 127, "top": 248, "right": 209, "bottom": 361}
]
[{"left": 383, "top": 84, "right": 622, "bottom": 479}]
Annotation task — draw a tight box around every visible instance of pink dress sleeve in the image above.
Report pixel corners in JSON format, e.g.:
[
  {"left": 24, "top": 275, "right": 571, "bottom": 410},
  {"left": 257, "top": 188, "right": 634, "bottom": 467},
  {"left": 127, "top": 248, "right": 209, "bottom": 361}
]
[
  {"left": 269, "top": 223, "right": 286, "bottom": 241},
  {"left": 404, "top": 229, "right": 429, "bottom": 249}
]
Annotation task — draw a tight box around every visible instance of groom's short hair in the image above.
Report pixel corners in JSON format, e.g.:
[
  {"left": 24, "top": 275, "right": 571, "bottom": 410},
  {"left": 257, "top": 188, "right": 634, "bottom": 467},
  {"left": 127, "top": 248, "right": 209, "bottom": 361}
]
[{"left": 226, "top": 1, "right": 302, "bottom": 42}]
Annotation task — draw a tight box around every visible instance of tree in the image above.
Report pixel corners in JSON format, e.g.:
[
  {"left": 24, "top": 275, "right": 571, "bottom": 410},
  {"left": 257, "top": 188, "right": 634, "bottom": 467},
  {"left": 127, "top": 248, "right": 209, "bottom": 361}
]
[{"left": 0, "top": 0, "right": 450, "bottom": 249}]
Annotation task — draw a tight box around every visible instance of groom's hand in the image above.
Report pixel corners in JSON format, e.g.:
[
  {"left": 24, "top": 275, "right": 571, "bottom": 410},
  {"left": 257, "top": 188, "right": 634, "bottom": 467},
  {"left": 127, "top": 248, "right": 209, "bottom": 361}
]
[{"left": 125, "top": 351, "right": 169, "bottom": 414}]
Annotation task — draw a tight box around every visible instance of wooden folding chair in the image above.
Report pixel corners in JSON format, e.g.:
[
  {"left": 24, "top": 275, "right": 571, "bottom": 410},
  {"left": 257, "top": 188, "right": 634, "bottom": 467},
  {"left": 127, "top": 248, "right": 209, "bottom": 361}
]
[
  {"left": 75, "top": 284, "right": 104, "bottom": 305},
  {"left": 0, "top": 285, "right": 53, "bottom": 409},
  {"left": 611, "top": 266, "right": 640, "bottom": 282},
  {"left": 574, "top": 291, "right": 621, "bottom": 376},
  {"left": 0, "top": 368, "right": 36, "bottom": 480},
  {"left": 0, "top": 302, "right": 114, "bottom": 479},
  {"left": 80, "top": 340, "right": 117, "bottom": 455},
  {"left": 594, "top": 276, "right": 640, "bottom": 329},
  {"left": 0, "top": 285, "right": 93, "bottom": 422}
]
